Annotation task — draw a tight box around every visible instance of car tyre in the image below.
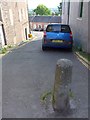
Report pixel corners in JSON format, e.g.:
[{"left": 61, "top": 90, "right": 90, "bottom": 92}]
[
  {"left": 69, "top": 47, "right": 73, "bottom": 52},
  {"left": 42, "top": 46, "right": 46, "bottom": 51}
]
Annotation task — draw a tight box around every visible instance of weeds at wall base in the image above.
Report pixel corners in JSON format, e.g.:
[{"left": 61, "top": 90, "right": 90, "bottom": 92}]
[{"left": 73, "top": 46, "right": 90, "bottom": 62}]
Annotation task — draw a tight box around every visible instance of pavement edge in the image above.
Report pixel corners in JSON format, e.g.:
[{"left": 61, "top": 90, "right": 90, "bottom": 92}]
[
  {"left": 75, "top": 52, "right": 90, "bottom": 70},
  {"left": 0, "top": 36, "right": 37, "bottom": 58}
]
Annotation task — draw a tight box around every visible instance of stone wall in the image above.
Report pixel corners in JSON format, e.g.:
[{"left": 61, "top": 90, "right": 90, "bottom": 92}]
[
  {"left": 88, "top": 1, "right": 90, "bottom": 53},
  {"left": 62, "top": 1, "right": 89, "bottom": 53},
  {"left": 1, "top": 0, "right": 29, "bottom": 45}
]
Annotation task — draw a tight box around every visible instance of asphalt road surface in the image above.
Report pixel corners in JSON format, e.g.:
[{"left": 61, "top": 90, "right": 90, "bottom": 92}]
[{"left": 2, "top": 32, "right": 88, "bottom": 118}]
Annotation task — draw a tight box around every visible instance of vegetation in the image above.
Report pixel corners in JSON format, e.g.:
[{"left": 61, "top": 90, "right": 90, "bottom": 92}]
[
  {"left": 7, "top": 45, "right": 12, "bottom": 48},
  {"left": 78, "top": 51, "right": 90, "bottom": 62},
  {"left": 51, "top": 2, "right": 62, "bottom": 16},
  {"left": 29, "top": 2, "right": 62, "bottom": 16},
  {"left": 74, "top": 47, "right": 90, "bottom": 62},
  {"left": 68, "top": 89, "right": 74, "bottom": 99},
  {"left": 57, "top": 2, "right": 62, "bottom": 15},
  {"left": 0, "top": 47, "right": 7, "bottom": 54},
  {"left": 28, "top": 9, "right": 35, "bottom": 16},
  {"left": 0, "top": 45, "right": 13, "bottom": 54},
  {"left": 33, "top": 4, "right": 51, "bottom": 15},
  {"left": 40, "top": 91, "right": 52, "bottom": 103},
  {"left": 40, "top": 89, "right": 75, "bottom": 105}
]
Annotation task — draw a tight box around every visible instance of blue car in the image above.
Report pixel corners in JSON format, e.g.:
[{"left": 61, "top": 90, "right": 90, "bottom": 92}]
[{"left": 42, "top": 24, "right": 73, "bottom": 51}]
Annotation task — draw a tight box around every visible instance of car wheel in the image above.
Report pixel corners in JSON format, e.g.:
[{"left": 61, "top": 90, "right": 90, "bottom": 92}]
[
  {"left": 42, "top": 46, "right": 46, "bottom": 51},
  {"left": 69, "top": 47, "right": 73, "bottom": 52}
]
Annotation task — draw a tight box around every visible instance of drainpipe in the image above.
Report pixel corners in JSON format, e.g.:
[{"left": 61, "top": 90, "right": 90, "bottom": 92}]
[
  {"left": 1, "top": 23, "right": 7, "bottom": 45},
  {"left": 67, "top": 1, "right": 70, "bottom": 25}
]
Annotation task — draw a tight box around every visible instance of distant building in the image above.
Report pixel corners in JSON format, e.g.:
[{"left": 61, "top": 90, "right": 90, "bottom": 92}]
[
  {"left": 62, "top": 0, "right": 90, "bottom": 53},
  {"left": 29, "top": 15, "right": 61, "bottom": 31},
  {"left": 0, "top": 0, "right": 29, "bottom": 46}
]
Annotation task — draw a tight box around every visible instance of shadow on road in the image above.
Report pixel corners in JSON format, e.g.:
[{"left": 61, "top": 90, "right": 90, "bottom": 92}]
[{"left": 42, "top": 48, "right": 73, "bottom": 53}]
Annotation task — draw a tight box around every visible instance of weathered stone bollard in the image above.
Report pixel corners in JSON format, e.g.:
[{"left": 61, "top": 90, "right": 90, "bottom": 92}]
[{"left": 52, "top": 59, "right": 73, "bottom": 113}]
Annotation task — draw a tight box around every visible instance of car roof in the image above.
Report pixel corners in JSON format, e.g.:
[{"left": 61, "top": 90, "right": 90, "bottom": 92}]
[{"left": 47, "top": 23, "right": 70, "bottom": 26}]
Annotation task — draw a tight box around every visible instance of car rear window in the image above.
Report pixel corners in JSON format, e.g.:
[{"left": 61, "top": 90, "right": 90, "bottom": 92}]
[
  {"left": 46, "top": 24, "right": 71, "bottom": 33},
  {"left": 46, "top": 25, "right": 61, "bottom": 32},
  {"left": 61, "top": 25, "right": 71, "bottom": 33}
]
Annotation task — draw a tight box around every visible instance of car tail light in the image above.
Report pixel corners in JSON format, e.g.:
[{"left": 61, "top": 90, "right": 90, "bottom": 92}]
[
  {"left": 68, "top": 41, "right": 72, "bottom": 44},
  {"left": 70, "top": 32, "right": 73, "bottom": 39},
  {"left": 43, "top": 31, "right": 46, "bottom": 37},
  {"left": 44, "top": 40, "right": 47, "bottom": 44},
  {"left": 43, "top": 31, "right": 47, "bottom": 43}
]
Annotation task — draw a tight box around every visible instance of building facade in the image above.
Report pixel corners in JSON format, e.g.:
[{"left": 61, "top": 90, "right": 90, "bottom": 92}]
[
  {"left": 29, "top": 16, "right": 61, "bottom": 31},
  {"left": 62, "top": 0, "right": 90, "bottom": 53},
  {"left": 0, "top": 0, "right": 29, "bottom": 46}
]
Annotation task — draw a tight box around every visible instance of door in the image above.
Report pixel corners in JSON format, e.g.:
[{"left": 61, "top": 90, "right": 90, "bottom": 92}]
[
  {"left": 0, "top": 24, "right": 7, "bottom": 45},
  {"left": 25, "top": 28, "right": 27, "bottom": 40}
]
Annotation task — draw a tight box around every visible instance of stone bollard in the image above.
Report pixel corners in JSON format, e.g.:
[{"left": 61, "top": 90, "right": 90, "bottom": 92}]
[{"left": 52, "top": 59, "right": 73, "bottom": 113}]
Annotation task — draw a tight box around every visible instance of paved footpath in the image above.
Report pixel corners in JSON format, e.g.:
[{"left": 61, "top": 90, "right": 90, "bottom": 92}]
[{"left": 2, "top": 33, "right": 88, "bottom": 118}]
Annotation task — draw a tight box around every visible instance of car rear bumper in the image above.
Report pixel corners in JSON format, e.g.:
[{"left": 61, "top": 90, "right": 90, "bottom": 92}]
[{"left": 42, "top": 42, "right": 72, "bottom": 49}]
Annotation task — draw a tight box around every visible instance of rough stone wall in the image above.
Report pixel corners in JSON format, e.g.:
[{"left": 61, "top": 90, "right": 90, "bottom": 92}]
[
  {"left": 88, "top": 1, "right": 90, "bottom": 53},
  {"left": 1, "top": 0, "right": 29, "bottom": 45},
  {"left": 14, "top": 2, "right": 29, "bottom": 43},
  {"left": 1, "top": 1, "right": 15, "bottom": 45}
]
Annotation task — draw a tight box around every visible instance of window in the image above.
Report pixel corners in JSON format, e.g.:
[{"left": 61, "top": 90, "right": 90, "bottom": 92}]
[
  {"left": 9, "top": 9, "right": 13, "bottom": 25},
  {"left": 33, "top": 24, "right": 36, "bottom": 29},
  {"left": 19, "top": 9, "right": 22, "bottom": 21},
  {"left": 21, "top": 9, "right": 23, "bottom": 20},
  {"left": 79, "top": 0, "right": 83, "bottom": 18},
  {"left": 15, "top": 2, "right": 17, "bottom": 8},
  {"left": 23, "top": 9, "right": 25, "bottom": 19},
  {"left": 44, "top": 25, "right": 47, "bottom": 29},
  {"left": 25, "top": 9, "right": 28, "bottom": 19},
  {"left": 46, "top": 25, "right": 61, "bottom": 32},
  {"left": 39, "top": 25, "right": 41, "bottom": 29},
  {"left": 46, "top": 24, "right": 71, "bottom": 33},
  {"left": 19, "top": 9, "right": 25, "bottom": 20},
  {"left": 61, "top": 25, "right": 71, "bottom": 33}
]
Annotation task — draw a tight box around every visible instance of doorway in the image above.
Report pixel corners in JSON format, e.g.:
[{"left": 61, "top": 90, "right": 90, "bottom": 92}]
[
  {"left": 25, "top": 28, "right": 27, "bottom": 40},
  {"left": 2, "top": 24, "right": 7, "bottom": 45}
]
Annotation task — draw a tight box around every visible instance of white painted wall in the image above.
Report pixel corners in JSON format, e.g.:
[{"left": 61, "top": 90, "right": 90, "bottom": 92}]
[{"left": 62, "top": 1, "right": 89, "bottom": 53}]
